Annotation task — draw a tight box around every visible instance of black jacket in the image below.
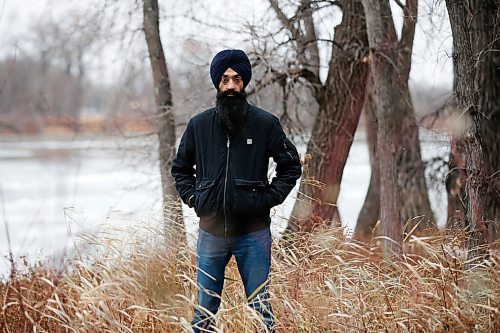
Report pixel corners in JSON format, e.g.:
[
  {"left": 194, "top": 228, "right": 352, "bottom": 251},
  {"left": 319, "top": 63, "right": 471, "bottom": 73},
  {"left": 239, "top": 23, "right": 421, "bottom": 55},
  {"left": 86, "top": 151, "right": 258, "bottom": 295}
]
[{"left": 171, "top": 104, "right": 302, "bottom": 236}]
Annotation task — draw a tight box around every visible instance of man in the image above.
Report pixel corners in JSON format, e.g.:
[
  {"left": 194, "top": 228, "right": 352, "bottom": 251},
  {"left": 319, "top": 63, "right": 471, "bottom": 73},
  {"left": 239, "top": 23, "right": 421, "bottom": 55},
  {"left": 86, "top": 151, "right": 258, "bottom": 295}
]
[{"left": 171, "top": 49, "right": 302, "bottom": 332}]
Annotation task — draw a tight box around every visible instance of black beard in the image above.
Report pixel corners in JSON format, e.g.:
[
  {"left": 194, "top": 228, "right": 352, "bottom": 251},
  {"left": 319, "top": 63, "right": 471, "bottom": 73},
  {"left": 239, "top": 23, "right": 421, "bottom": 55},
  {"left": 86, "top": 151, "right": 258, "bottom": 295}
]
[{"left": 216, "top": 89, "right": 248, "bottom": 137}]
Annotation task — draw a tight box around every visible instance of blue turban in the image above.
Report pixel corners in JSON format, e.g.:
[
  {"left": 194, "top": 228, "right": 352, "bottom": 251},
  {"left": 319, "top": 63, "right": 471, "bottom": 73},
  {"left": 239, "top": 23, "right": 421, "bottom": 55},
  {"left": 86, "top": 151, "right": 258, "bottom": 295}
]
[{"left": 210, "top": 49, "right": 252, "bottom": 90}]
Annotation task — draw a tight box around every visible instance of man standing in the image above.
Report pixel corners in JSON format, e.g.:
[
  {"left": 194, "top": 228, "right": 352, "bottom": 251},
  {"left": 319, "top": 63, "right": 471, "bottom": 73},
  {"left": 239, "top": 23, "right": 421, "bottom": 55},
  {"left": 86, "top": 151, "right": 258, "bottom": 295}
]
[{"left": 171, "top": 49, "right": 302, "bottom": 332}]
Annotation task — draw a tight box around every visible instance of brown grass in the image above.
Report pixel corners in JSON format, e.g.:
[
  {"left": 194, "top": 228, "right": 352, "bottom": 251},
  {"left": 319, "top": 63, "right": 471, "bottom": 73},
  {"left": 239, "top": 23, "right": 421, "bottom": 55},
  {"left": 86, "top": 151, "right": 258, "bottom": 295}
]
[{"left": 1, "top": 221, "right": 499, "bottom": 332}]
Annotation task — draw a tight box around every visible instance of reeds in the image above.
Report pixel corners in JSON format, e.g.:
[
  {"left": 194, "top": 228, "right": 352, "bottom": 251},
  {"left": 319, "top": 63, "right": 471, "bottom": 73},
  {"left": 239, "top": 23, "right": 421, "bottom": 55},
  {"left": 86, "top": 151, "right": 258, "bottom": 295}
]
[{"left": 1, "top": 220, "right": 498, "bottom": 332}]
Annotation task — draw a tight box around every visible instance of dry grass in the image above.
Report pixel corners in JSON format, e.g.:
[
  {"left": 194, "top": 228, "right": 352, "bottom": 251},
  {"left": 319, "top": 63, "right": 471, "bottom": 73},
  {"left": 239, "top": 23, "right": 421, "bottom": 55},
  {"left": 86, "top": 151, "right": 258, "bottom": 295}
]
[{"left": 1, "top": 221, "right": 498, "bottom": 332}]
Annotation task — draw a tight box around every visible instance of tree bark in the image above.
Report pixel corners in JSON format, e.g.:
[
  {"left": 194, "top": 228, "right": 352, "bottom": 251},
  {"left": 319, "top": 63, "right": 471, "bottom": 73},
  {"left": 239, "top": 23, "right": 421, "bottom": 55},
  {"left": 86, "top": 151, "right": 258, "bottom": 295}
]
[
  {"left": 287, "top": 0, "right": 369, "bottom": 232},
  {"left": 143, "top": 0, "right": 185, "bottom": 245},
  {"left": 446, "top": 138, "right": 467, "bottom": 230},
  {"left": 362, "top": 0, "right": 403, "bottom": 256},
  {"left": 445, "top": 0, "right": 499, "bottom": 262},
  {"left": 354, "top": 76, "right": 380, "bottom": 242},
  {"left": 396, "top": 85, "right": 436, "bottom": 234}
]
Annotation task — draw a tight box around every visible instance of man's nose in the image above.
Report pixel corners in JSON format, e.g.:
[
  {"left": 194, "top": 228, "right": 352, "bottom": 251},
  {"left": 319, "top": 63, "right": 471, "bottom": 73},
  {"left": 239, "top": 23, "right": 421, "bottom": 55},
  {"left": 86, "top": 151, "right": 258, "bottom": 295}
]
[{"left": 227, "top": 79, "right": 236, "bottom": 89}]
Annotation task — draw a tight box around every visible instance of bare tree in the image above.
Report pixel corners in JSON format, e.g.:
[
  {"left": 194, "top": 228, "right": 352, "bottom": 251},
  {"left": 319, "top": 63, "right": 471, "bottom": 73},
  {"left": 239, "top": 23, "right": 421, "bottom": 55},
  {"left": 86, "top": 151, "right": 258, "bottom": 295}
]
[
  {"left": 362, "top": 0, "right": 405, "bottom": 256},
  {"left": 444, "top": 0, "right": 499, "bottom": 262},
  {"left": 355, "top": 0, "right": 436, "bottom": 244},
  {"left": 27, "top": 9, "right": 104, "bottom": 132},
  {"left": 143, "top": 0, "right": 185, "bottom": 245},
  {"left": 258, "top": 0, "right": 369, "bottom": 232}
]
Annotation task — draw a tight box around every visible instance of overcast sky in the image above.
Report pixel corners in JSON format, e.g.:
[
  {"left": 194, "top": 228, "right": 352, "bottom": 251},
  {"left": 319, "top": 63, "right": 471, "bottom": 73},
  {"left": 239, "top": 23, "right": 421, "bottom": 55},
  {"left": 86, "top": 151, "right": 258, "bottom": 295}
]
[
  {"left": 0, "top": 0, "right": 48, "bottom": 42},
  {"left": 0, "top": 0, "right": 453, "bottom": 88}
]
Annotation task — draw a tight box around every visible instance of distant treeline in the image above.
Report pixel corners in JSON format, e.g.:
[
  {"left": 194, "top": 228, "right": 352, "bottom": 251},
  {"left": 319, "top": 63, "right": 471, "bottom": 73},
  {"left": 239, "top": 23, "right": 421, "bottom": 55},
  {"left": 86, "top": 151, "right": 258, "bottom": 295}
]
[{"left": 0, "top": 54, "right": 450, "bottom": 136}]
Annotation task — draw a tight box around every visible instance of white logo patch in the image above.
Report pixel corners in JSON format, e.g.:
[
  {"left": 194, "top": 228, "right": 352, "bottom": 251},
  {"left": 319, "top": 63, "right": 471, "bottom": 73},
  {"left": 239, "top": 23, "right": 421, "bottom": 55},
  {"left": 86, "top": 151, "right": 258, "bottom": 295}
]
[{"left": 247, "top": 138, "right": 253, "bottom": 145}]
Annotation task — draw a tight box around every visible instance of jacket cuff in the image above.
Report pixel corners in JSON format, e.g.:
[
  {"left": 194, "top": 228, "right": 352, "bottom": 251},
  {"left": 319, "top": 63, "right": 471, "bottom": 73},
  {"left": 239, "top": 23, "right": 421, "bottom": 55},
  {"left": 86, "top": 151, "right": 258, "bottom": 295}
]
[
  {"left": 265, "top": 189, "right": 282, "bottom": 209},
  {"left": 187, "top": 194, "right": 195, "bottom": 208}
]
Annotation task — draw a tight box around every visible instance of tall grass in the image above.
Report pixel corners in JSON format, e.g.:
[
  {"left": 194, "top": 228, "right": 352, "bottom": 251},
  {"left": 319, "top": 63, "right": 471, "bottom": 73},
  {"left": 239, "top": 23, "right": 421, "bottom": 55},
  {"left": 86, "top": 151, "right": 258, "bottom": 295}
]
[{"left": 1, "top": 219, "right": 498, "bottom": 332}]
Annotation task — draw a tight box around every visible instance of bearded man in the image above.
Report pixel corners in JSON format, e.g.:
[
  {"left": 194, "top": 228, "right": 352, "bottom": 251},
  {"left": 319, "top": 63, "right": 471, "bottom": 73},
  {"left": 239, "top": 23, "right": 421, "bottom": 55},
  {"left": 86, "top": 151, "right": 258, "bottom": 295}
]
[{"left": 171, "top": 49, "right": 302, "bottom": 333}]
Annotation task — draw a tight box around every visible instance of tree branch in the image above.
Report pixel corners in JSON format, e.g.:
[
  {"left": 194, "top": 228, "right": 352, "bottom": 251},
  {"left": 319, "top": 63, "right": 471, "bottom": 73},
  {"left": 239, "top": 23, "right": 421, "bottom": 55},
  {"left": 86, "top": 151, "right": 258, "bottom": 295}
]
[
  {"left": 311, "top": 0, "right": 342, "bottom": 7},
  {"left": 392, "top": 0, "right": 405, "bottom": 10},
  {"left": 268, "top": 0, "right": 324, "bottom": 86},
  {"left": 268, "top": 0, "right": 301, "bottom": 40},
  {"left": 298, "top": 68, "right": 323, "bottom": 88},
  {"left": 301, "top": 0, "right": 321, "bottom": 78},
  {"left": 398, "top": 0, "right": 418, "bottom": 78},
  {"left": 246, "top": 68, "right": 287, "bottom": 96}
]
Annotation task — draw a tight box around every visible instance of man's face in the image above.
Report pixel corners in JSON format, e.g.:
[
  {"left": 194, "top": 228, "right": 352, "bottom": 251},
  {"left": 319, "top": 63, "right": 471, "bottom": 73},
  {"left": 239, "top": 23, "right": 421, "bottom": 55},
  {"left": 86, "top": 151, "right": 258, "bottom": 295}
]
[{"left": 218, "top": 68, "right": 244, "bottom": 94}]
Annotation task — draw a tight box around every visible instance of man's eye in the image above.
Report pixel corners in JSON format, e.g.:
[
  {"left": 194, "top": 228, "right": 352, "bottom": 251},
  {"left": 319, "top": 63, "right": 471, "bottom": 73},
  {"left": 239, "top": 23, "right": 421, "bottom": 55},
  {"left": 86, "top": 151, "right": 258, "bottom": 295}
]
[
  {"left": 221, "top": 78, "right": 229, "bottom": 84},
  {"left": 234, "top": 77, "right": 241, "bottom": 83}
]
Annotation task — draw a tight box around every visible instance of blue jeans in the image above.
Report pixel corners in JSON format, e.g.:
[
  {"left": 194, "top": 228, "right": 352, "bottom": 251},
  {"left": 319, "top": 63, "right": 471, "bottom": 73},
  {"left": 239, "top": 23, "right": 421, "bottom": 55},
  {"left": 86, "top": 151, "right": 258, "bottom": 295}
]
[{"left": 191, "top": 227, "right": 275, "bottom": 332}]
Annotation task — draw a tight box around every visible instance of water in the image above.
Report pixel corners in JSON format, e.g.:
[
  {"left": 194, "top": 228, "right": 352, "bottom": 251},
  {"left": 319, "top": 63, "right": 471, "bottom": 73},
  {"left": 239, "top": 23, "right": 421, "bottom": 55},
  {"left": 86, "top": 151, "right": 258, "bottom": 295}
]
[
  {"left": 0, "top": 136, "right": 163, "bottom": 276},
  {"left": 0, "top": 130, "right": 449, "bottom": 277}
]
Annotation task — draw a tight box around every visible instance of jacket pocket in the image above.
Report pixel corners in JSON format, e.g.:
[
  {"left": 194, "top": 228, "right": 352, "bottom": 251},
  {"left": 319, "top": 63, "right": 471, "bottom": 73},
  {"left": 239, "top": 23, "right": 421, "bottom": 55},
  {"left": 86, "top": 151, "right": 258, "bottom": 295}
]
[
  {"left": 233, "top": 178, "right": 268, "bottom": 216},
  {"left": 194, "top": 178, "right": 216, "bottom": 216}
]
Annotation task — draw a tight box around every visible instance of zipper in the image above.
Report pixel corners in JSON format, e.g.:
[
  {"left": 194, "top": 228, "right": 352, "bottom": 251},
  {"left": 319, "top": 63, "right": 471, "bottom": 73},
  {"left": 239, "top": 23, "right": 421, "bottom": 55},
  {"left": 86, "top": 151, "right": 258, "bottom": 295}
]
[{"left": 223, "top": 136, "right": 230, "bottom": 237}]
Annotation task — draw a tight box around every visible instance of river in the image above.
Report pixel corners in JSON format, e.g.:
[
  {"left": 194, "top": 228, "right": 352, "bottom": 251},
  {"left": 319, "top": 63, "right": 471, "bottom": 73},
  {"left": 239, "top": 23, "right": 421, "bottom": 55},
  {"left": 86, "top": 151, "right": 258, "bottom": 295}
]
[{"left": 0, "top": 130, "right": 448, "bottom": 277}]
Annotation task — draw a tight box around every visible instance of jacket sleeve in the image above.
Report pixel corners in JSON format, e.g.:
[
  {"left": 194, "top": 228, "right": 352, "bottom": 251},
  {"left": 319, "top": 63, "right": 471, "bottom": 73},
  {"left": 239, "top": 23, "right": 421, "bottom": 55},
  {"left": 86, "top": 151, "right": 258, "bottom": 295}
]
[
  {"left": 266, "top": 117, "right": 302, "bottom": 208},
  {"left": 171, "top": 119, "right": 196, "bottom": 207}
]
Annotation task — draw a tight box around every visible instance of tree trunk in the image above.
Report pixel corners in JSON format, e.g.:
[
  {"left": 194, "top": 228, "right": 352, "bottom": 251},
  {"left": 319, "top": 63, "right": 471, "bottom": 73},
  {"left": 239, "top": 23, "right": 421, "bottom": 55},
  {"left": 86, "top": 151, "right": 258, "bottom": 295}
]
[
  {"left": 474, "top": 3, "right": 500, "bottom": 245},
  {"left": 354, "top": 76, "right": 380, "bottom": 242},
  {"left": 445, "top": 0, "right": 499, "bottom": 262},
  {"left": 288, "top": 0, "right": 369, "bottom": 232},
  {"left": 395, "top": 0, "right": 436, "bottom": 231},
  {"left": 143, "top": 0, "right": 185, "bottom": 245},
  {"left": 362, "top": 0, "right": 403, "bottom": 256},
  {"left": 71, "top": 58, "right": 85, "bottom": 133},
  {"left": 359, "top": 0, "right": 435, "bottom": 252},
  {"left": 356, "top": 0, "right": 435, "bottom": 245},
  {"left": 446, "top": 139, "right": 467, "bottom": 230},
  {"left": 396, "top": 81, "right": 436, "bottom": 234}
]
